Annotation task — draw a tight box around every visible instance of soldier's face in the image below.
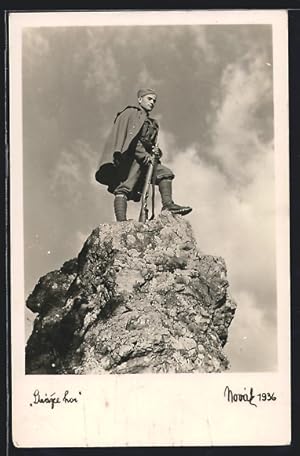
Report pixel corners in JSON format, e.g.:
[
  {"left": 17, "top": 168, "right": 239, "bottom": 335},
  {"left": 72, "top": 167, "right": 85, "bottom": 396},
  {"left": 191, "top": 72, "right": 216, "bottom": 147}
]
[{"left": 138, "top": 94, "right": 157, "bottom": 112}]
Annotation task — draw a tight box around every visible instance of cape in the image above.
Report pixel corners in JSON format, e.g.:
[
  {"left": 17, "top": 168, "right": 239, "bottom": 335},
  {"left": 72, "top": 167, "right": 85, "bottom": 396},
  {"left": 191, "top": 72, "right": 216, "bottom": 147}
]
[
  {"left": 102, "top": 106, "right": 148, "bottom": 162},
  {"left": 95, "top": 106, "right": 158, "bottom": 200}
]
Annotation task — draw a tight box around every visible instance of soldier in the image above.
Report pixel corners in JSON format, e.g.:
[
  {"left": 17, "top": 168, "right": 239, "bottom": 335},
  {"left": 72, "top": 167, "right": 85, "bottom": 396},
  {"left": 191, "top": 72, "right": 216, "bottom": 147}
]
[{"left": 96, "top": 88, "right": 192, "bottom": 221}]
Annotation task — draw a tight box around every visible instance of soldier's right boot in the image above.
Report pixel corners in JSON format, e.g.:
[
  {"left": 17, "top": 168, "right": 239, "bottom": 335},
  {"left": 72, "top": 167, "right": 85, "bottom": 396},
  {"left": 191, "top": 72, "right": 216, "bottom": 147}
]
[
  {"left": 114, "top": 193, "right": 128, "bottom": 222},
  {"left": 159, "top": 178, "right": 192, "bottom": 216}
]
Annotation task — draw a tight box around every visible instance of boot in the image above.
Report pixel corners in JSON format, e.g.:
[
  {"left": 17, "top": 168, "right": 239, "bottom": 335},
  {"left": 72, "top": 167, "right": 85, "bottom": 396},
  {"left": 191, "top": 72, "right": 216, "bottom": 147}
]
[
  {"left": 114, "top": 193, "right": 127, "bottom": 221},
  {"left": 159, "top": 179, "right": 192, "bottom": 216}
]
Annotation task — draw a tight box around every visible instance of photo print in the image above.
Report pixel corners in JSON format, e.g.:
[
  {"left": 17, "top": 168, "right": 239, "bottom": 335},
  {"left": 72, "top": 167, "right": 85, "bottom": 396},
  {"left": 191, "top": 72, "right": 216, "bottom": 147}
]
[{"left": 9, "top": 10, "right": 290, "bottom": 447}]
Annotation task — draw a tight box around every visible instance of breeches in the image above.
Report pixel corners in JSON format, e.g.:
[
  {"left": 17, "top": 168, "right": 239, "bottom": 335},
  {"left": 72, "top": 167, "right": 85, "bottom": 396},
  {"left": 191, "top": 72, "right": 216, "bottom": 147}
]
[{"left": 114, "top": 159, "right": 174, "bottom": 196}]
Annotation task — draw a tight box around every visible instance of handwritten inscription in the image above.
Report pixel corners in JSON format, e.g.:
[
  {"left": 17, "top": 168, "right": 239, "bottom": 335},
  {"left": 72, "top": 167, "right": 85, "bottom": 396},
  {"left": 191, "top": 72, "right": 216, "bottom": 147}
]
[
  {"left": 224, "top": 386, "right": 277, "bottom": 407},
  {"left": 30, "top": 389, "right": 82, "bottom": 410}
]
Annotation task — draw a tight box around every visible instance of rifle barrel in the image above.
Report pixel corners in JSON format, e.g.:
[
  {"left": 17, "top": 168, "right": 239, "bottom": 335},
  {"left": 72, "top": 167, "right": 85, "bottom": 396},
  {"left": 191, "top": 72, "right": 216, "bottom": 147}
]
[{"left": 138, "top": 160, "right": 155, "bottom": 222}]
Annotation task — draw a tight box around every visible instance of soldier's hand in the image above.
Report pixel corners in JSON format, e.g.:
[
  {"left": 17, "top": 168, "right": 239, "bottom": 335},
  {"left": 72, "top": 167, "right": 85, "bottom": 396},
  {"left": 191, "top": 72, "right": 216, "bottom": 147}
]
[
  {"left": 135, "top": 149, "right": 152, "bottom": 165},
  {"left": 142, "top": 153, "right": 152, "bottom": 165},
  {"left": 152, "top": 146, "right": 162, "bottom": 158},
  {"left": 113, "top": 151, "right": 122, "bottom": 166}
]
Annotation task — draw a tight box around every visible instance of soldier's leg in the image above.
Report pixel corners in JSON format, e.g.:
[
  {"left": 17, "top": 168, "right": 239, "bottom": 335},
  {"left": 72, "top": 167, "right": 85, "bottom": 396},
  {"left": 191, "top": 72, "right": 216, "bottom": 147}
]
[
  {"left": 113, "top": 194, "right": 128, "bottom": 222},
  {"left": 113, "top": 160, "right": 141, "bottom": 221},
  {"left": 155, "top": 164, "right": 192, "bottom": 216}
]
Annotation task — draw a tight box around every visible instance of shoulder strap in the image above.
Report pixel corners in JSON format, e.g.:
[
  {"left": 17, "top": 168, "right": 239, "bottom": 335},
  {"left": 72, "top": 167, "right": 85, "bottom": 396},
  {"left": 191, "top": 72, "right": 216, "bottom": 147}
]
[{"left": 148, "top": 117, "right": 159, "bottom": 126}]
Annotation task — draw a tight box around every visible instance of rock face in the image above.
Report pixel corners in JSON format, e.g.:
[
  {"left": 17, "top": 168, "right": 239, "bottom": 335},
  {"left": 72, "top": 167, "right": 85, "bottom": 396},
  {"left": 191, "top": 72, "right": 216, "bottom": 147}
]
[{"left": 26, "top": 212, "right": 236, "bottom": 374}]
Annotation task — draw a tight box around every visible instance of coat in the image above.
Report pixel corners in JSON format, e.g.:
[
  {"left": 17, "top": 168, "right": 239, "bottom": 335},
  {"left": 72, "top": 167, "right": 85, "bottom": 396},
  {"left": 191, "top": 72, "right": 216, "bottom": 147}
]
[
  {"left": 102, "top": 106, "right": 148, "bottom": 161},
  {"left": 95, "top": 106, "right": 159, "bottom": 200}
]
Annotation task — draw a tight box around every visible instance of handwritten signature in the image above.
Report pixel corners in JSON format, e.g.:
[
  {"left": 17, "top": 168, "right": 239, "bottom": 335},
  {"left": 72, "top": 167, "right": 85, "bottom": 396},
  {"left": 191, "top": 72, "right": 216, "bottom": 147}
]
[
  {"left": 224, "top": 386, "right": 277, "bottom": 407},
  {"left": 30, "top": 389, "right": 82, "bottom": 410}
]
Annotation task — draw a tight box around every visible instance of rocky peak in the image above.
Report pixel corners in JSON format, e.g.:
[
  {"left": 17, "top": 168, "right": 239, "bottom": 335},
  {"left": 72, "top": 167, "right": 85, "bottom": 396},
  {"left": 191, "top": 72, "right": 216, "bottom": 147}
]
[{"left": 26, "top": 211, "right": 236, "bottom": 374}]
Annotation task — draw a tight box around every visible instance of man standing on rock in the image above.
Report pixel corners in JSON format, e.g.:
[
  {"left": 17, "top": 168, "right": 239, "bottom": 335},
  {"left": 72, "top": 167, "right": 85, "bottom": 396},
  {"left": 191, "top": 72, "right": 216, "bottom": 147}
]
[{"left": 96, "top": 88, "right": 192, "bottom": 222}]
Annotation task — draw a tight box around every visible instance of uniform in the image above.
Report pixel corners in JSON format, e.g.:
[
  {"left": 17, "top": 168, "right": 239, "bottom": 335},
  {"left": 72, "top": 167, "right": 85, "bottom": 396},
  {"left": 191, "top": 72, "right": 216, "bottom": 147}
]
[
  {"left": 113, "top": 110, "right": 174, "bottom": 198},
  {"left": 96, "top": 89, "right": 192, "bottom": 221}
]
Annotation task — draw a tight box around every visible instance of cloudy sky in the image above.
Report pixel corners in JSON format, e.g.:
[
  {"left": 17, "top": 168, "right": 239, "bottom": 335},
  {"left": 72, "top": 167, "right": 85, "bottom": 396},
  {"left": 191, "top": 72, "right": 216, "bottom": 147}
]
[{"left": 22, "top": 24, "right": 277, "bottom": 372}]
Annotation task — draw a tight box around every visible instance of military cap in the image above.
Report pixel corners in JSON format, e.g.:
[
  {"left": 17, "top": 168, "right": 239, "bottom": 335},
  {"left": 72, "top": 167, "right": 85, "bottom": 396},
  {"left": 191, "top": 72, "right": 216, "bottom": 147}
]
[{"left": 137, "top": 88, "right": 157, "bottom": 98}]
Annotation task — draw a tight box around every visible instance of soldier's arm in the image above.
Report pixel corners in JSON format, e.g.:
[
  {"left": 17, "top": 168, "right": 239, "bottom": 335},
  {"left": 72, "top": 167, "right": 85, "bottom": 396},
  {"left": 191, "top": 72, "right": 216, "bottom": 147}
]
[{"left": 134, "top": 140, "right": 152, "bottom": 165}]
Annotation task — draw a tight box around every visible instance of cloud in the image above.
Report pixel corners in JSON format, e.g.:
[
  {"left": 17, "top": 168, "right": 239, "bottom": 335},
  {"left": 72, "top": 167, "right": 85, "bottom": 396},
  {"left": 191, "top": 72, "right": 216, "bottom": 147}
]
[
  {"left": 223, "top": 290, "right": 277, "bottom": 372},
  {"left": 164, "top": 144, "right": 276, "bottom": 371},
  {"left": 207, "top": 52, "right": 273, "bottom": 185},
  {"left": 136, "top": 66, "right": 163, "bottom": 90},
  {"left": 83, "top": 45, "right": 122, "bottom": 103},
  {"left": 159, "top": 47, "right": 276, "bottom": 371},
  {"left": 23, "top": 28, "right": 50, "bottom": 60},
  {"left": 49, "top": 139, "right": 98, "bottom": 203}
]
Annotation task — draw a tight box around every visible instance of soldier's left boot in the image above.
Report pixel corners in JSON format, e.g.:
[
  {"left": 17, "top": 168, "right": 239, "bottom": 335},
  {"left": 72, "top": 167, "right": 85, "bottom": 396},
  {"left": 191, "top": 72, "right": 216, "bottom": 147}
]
[
  {"left": 159, "top": 178, "right": 192, "bottom": 216},
  {"left": 114, "top": 193, "right": 128, "bottom": 221}
]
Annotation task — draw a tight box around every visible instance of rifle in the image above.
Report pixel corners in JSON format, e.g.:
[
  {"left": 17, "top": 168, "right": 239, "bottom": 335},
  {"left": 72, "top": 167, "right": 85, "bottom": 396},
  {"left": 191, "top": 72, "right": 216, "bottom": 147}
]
[{"left": 138, "top": 144, "right": 159, "bottom": 223}]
